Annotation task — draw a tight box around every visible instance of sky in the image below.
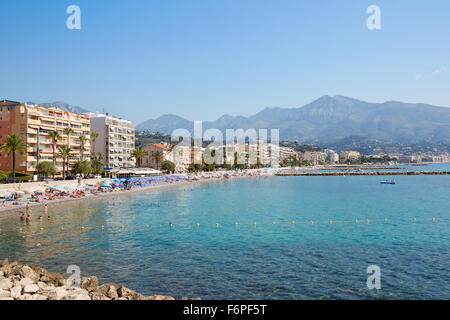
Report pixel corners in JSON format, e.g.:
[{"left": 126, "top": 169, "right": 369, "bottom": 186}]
[{"left": 1, "top": 0, "right": 449, "bottom": 124}]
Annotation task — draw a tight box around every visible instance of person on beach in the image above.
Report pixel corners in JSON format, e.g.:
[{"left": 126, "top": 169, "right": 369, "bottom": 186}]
[
  {"left": 47, "top": 215, "right": 51, "bottom": 220},
  {"left": 2, "top": 201, "right": 9, "bottom": 208},
  {"left": 26, "top": 202, "right": 30, "bottom": 212}
]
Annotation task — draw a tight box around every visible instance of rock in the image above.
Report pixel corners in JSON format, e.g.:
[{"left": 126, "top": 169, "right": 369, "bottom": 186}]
[
  {"left": 0, "top": 271, "right": 4, "bottom": 278},
  {"left": 144, "top": 295, "right": 175, "bottom": 300},
  {"left": 19, "top": 278, "right": 35, "bottom": 287},
  {"left": 23, "top": 284, "right": 39, "bottom": 294},
  {"left": 32, "top": 294, "right": 48, "bottom": 300},
  {"left": 17, "top": 294, "right": 33, "bottom": 300},
  {"left": 21, "top": 265, "right": 40, "bottom": 283},
  {"left": 90, "top": 292, "right": 111, "bottom": 300},
  {"left": 80, "top": 276, "right": 99, "bottom": 292},
  {"left": 0, "top": 289, "right": 11, "bottom": 298},
  {"left": 0, "top": 258, "right": 8, "bottom": 267},
  {"left": 10, "top": 286, "right": 22, "bottom": 299},
  {"left": 0, "top": 297, "right": 14, "bottom": 300},
  {"left": 0, "top": 278, "right": 12, "bottom": 290},
  {"left": 115, "top": 297, "right": 128, "bottom": 300},
  {"left": 47, "top": 287, "right": 68, "bottom": 300},
  {"left": 97, "top": 283, "right": 120, "bottom": 299},
  {"left": 117, "top": 286, "right": 144, "bottom": 300},
  {"left": 63, "top": 291, "right": 91, "bottom": 300}
]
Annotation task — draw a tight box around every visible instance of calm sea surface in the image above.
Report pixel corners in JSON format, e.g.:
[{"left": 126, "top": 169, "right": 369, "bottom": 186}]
[{"left": 1, "top": 163, "right": 449, "bottom": 299}]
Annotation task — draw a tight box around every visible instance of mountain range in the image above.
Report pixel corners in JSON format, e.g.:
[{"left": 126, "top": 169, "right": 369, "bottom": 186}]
[
  {"left": 27, "top": 101, "right": 89, "bottom": 114},
  {"left": 136, "top": 95, "right": 450, "bottom": 144}
]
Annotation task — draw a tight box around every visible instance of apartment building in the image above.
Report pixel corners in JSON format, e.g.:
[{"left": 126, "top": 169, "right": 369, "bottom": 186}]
[
  {"left": 0, "top": 100, "right": 90, "bottom": 174},
  {"left": 339, "top": 151, "right": 361, "bottom": 163},
  {"left": 143, "top": 142, "right": 171, "bottom": 169},
  {"left": 88, "top": 112, "right": 135, "bottom": 170},
  {"left": 303, "top": 151, "right": 327, "bottom": 165}
]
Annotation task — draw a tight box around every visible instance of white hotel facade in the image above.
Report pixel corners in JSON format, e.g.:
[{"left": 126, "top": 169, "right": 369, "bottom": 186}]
[{"left": 88, "top": 112, "right": 136, "bottom": 170}]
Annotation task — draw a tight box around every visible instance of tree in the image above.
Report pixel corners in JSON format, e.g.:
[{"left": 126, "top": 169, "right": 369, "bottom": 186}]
[
  {"left": 71, "top": 160, "right": 93, "bottom": 178},
  {"left": 58, "top": 146, "right": 72, "bottom": 180},
  {"left": 48, "top": 130, "right": 60, "bottom": 165},
  {"left": 0, "top": 134, "right": 26, "bottom": 182},
  {"left": 79, "top": 135, "right": 88, "bottom": 160},
  {"left": 161, "top": 160, "right": 175, "bottom": 173},
  {"left": 152, "top": 150, "right": 163, "bottom": 170},
  {"left": 63, "top": 127, "right": 74, "bottom": 148},
  {"left": 36, "top": 161, "right": 56, "bottom": 179},
  {"left": 90, "top": 132, "right": 99, "bottom": 155},
  {"left": 91, "top": 152, "right": 104, "bottom": 174},
  {"left": 131, "top": 147, "right": 146, "bottom": 167}
]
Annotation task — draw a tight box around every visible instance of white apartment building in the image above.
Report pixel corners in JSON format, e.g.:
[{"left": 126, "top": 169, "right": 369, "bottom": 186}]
[{"left": 88, "top": 112, "right": 136, "bottom": 170}]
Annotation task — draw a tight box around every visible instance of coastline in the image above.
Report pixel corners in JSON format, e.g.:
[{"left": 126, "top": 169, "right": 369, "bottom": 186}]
[{"left": 0, "top": 173, "right": 270, "bottom": 218}]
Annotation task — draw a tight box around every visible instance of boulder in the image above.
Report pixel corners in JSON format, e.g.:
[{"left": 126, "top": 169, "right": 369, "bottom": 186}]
[
  {"left": 0, "top": 289, "right": 11, "bottom": 298},
  {"left": 0, "top": 278, "right": 12, "bottom": 290},
  {"left": 0, "top": 297, "right": 14, "bottom": 300},
  {"left": 47, "top": 287, "right": 68, "bottom": 300},
  {"left": 23, "top": 284, "right": 39, "bottom": 294},
  {"left": 10, "top": 286, "right": 22, "bottom": 299},
  {"left": 97, "top": 283, "right": 120, "bottom": 299},
  {"left": 117, "top": 286, "right": 144, "bottom": 300},
  {"left": 31, "top": 294, "right": 48, "bottom": 300},
  {"left": 80, "top": 276, "right": 99, "bottom": 292},
  {"left": 144, "top": 295, "right": 175, "bottom": 300},
  {"left": 19, "top": 277, "right": 35, "bottom": 287},
  {"left": 21, "top": 265, "right": 40, "bottom": 283},
  {"left": 17, "top": 294, "right": 33, "bottom": 300}
]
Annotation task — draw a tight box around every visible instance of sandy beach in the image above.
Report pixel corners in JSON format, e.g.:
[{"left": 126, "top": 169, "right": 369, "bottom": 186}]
[{"left": 0, "top": 170, "right": 274, "bottom": 218}]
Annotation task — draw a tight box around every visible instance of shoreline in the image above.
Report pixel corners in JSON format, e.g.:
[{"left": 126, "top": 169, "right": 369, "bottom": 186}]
[{"left": 0, "top": 173, "right": 270, "bottom": 218}]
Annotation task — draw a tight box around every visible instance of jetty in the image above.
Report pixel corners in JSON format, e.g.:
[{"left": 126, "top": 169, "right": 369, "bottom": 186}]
[{"left": 276, "top": 171, "right": 450, "bottom": 176}]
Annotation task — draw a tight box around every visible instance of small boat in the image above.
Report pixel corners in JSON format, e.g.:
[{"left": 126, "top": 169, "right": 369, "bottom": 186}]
[{"left": 380, "top": 179, "right": 396, "bottom": 185}]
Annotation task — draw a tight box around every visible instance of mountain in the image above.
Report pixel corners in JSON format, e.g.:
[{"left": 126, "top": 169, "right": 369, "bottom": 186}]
[
  {"left": 27, "top": 101, "right": 90, "bottom": 114},
  {"left": 136, "top": 95, "right": 450, "bottom": 144}
]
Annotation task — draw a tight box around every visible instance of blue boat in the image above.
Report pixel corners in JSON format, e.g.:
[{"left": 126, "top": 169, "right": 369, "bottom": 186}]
[{"left": 380, "top": 179, "right": 396, "bottom": 184}]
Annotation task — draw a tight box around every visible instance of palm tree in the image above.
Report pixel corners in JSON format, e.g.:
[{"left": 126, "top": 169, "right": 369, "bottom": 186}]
[
  {"left": 152, "top": 150, "right": 163, "bottom": 170},
  {"left": 79, "top": 135, "right": 88, "bottom": 161},
  {"left": 48, "top": 130, "right": 60, "bottom": 165},
  {"left": 58, "top": 146, "right": 72, "bottom": 180},
  {"left": 131, "top": 147, "right": 146, "bottom": 167},
  {"left": 0, "top": 134, "right": 26, "bottom": 182},
  {"left": 63, "top": 127, "right": 74, "bottom": 148},
  {"left": 90, "top": 132, "right": 99, "bottom": 155}
]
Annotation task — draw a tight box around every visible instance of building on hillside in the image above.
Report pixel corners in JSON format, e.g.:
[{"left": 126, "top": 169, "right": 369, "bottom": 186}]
[
  {"left": 88, "top": 112, "right": 135, "bottom": 170},
  {"left": 0, "top": 100, "right": 90, "bottom": 175},
  {"left": 303, "top": 151, "right": 327, "bottom": 165},
  {"left": 339, "top": 151, "right": 361, "bottom": 163},
  {"left": 143, "top": 142, "right": 171, "bottom": 169},
  {"left": 324, "top": 149, "right": 339, "bottom": 163}
]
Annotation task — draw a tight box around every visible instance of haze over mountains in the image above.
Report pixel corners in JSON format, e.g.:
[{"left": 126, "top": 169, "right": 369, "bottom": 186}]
[
  {"left": 136, "top": 95, "right": 450, "bottom": 144},
  {"left": 26, "top": 101, "right": 89, "bottom": 114}
]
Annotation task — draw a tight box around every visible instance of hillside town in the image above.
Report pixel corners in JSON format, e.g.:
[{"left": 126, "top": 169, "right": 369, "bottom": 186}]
[{"left": 0, "top": 99, "right": 449, "bottom": 182}]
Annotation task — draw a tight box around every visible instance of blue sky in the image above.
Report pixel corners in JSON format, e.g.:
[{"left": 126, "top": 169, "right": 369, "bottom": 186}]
[{"left": 1, "top": 0, "right": 449, "bottom": 124}]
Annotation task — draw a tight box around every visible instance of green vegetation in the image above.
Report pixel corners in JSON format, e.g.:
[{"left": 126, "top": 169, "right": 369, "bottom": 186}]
[
  {"left": 36, "top": 161, "right": 57, "bottom": 178},
  {"left": 131, "top": 147, "right": 146, "bottom": 167},
  {"left": 71, "top": 160, "right": 93, "bottom": 178},
  {"left": 0, "top": 133, "right": 27, "bottom": 182},
  {"left": 161, "top": 160, "right": 175, "bottom": 173}
]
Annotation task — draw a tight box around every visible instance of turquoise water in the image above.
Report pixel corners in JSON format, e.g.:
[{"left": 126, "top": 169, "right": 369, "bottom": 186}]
[{"left": 1, "top": 167, "right": 449, "bottom": 299}]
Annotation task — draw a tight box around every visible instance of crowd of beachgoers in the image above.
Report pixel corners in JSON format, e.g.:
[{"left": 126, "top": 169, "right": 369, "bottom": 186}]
[{"left": 0, "top": 168, "right": 276, "bottom": 214}]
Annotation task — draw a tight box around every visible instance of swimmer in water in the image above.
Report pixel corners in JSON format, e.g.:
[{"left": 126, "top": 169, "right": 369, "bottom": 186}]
[
  {"left": 26, "top": 202, "right": 30, "bottom": 212},
  {"left": 169, "top": 222, "right": 173, "bottom": 228},
  {"left": 44, "top": 204, "right": 48, "bottom": 213},
  {"left": 26, "top": 214, "right": 31, "bottom": 222},
  {"left": 20, "top": 213, "right": 25, "bottom": 221},
  {"left": 38, "top": 216, "right": 43, "bottom": 221},
  {"left": 47, "top": 215, "right": 51, "bottom": 220}
]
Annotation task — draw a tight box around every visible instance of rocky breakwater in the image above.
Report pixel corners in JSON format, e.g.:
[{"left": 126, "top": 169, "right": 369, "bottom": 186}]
[{"left": 0, "top": 259, "right": 198, "bottom": 300}]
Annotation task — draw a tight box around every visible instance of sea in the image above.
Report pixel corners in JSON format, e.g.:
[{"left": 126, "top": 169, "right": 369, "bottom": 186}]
[{"left": 0, "top": 163, "right": 449, "bottom": 299}]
